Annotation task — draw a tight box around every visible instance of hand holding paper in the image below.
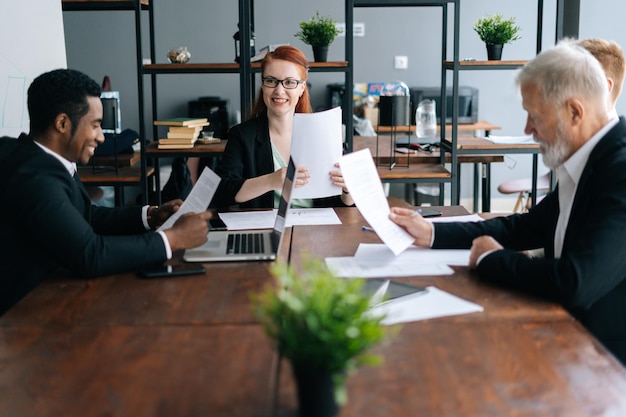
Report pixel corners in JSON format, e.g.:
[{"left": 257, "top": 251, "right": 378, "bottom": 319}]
[
  {"left": 158, "top": 167, "right": 221, "bottom": 231},
  {"left": 290, "top": 107, "right": 343, "bottom": 199},
  {"left": 340, "top": 149, "right": 414, "bottom": 255}
]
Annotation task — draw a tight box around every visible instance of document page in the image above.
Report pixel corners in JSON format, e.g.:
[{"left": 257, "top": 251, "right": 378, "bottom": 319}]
[
  {"left": 368, "top": 286, "right": 484, "bottom": 325},
  {"left": 340, "top": 148, "right": 414, "bottom": 255},
  {"left": 158, "top": 167, "right": 220, "bottom": 231},
  {"left": 429, "top": 214, "right": 484, "bottom": 223},
  {"left": 218, "top": 208, "right": 342, "bottom": 230},
  {"left": 355, "top": 243, "right": 470, "bottom": 266},
  {"left": 291, "top": 107, "right": 343, "bottom": 199},
  {"left": 486, "top": 134, "right": 535, "bottom": 144},
  {"left": 325, "top": 256, "right": 454, "bottom": 278}
]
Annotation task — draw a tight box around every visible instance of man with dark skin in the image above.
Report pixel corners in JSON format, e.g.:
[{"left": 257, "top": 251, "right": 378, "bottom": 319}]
[{"left": 0, "top": 69, "right": 212, "bottom": 314}]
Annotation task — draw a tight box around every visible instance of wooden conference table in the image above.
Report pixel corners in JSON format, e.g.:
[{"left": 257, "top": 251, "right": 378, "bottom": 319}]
[{"left": 1, "top": 207, "right": 625, "bottom": 416}]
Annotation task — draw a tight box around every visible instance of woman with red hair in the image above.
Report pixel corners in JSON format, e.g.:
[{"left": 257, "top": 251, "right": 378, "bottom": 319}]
[{"left": 210, "top": 45, "right": 353, "bottom": 209}]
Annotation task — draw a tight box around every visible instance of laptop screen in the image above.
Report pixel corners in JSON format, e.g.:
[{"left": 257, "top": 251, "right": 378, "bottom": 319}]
[{"left": 273, "top": 156, "right": 296, "bottom": 235}]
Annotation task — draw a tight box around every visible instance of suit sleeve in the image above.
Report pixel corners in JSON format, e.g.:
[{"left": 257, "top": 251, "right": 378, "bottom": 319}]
[
  {"left": 211, "top": 118, "right": 274, "bottom": 209},
  {"left": 475, "top": 153, "right": 626, "bottom": 311},
  {"left": 212, "top": 124, "right": 249, "bottom": 208},
  {"left": 11, "top": 165, "right": 166, "bottom": 277},
  {"left": 433, "top": 194, "right": 556, "bottom": 250}
]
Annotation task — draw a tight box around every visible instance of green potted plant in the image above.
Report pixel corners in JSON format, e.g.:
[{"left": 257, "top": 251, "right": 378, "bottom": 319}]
[
  {"left": 294, "top": 11, "right": 342, "bottom": 62},
  {"left": 473, "top": 13, "right": 521, "bottom": 60},
  {"left": 251, "top": 258, "right": 388, "bottom": 417}
]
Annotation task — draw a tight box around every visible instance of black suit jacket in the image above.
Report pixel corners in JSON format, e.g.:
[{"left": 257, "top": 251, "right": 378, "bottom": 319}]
[
  {"left": 210, "top": 113, "right": 345, "bottom": 209},
  {"left": 0, "top": 135, "right": 167, "bottom": 314},
  {"left": 433, "top": 117, "right": 626, "bottom": 364}
]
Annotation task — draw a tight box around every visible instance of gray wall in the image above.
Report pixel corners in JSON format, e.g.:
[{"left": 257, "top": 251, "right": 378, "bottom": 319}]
[{"left": 62, "top": 0, "right": 626, "bottom": 203}]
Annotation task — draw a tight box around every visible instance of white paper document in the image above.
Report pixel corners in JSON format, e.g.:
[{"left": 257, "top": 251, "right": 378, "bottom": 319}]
[
  {"left": 355, "top": 243, "right": 470, "bottom": 266},
  {"left": 325, "top": 242, "right": 465, "bottom": 278},
  {"left": 486, "top": 134, "right": 535, "bottom": 144},
  {"left": 290, "top": 107, "right": 343, "bottom": 199},
  {"left": 368, "top": 286, "right": 484, "bottom": 325},
  {"left": 326, "top": 256, "right": 454, "bottom": 278},
  {"left": 340, "top": 149, "right": 414, "bottom": 255},
  {"left": 286, "top": 207, "right": 342, "bottom": 226},
  {"left": 158, "top": 167, "right": 220, "bottom": 231},
  {"left": 429, "top": 214, "right": 484, "bottom": 223},
  {"left": 218, "top": 208, "right": 341, "bottom": 230}
]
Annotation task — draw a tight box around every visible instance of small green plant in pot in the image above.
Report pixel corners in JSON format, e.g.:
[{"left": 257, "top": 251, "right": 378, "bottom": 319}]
[
  {"left": 251, "top": 258, "right": 388, "bottom": 417},
  {"left": 473, "top": 13, "right": 521, "bottom": 60},
  {"left": 294, "top": 11, "right": 342, "bottom": 62}
]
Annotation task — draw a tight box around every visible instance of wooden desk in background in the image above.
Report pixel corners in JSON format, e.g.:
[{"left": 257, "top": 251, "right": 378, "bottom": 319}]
[
  {"left": 88, "top": 151, "right": 141, "bottom": 168},
  {"left": 354, "top": 135, "right": 505, "bottom": 211},
  {"left": 361, "top": 121, "right": 503, "bottom": 211},
  {"left": 1, "top": 207, "right": 625, "bottom": 416},
  {"left": 453, "top": 136, "right": 541, "bottom": 211},
  {"left": 78, "top": 165, "right": 154, "bottom": 206},
  {"left": 374, "top": 120, "right": 501, "bottom": 135}
]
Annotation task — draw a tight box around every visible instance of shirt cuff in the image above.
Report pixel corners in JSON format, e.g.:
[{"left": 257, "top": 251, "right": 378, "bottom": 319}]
[
  {"left": 142, "top": 205, "right": 151, "bottom": 230},
  {"left": 157, "top": 230, "right": 173, "bottom": 260}
]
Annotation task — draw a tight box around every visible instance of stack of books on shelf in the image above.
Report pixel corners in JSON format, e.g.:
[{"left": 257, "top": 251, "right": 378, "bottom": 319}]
[{"left": 154, "top": 117, "right": 210, "bottom": 149}]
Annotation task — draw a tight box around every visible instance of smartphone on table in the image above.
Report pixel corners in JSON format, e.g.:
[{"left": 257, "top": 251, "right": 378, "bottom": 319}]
[
  {"left": 139, "top": 263, "right": 206, "bottom": 278},
  {"left": 415, "top": 207, "right": 442, "bottom": 218}
]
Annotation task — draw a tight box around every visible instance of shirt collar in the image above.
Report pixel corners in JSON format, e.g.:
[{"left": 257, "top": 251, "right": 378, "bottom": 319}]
[
  {"left": 33, "top": 141, "right": 77, "bottom": 176},
  {"left": 561, "top": 117, "right": 619, "bottom": 185}
]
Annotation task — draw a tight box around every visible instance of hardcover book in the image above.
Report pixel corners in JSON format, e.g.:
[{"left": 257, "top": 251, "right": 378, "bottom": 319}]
[{"left": 153, "top": 117, "right": 208, "bottom": 127}]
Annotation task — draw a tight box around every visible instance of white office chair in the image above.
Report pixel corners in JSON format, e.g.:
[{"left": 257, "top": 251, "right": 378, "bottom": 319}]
[{"left": 497, "top": 172, "right": 551, "bottom": 213}]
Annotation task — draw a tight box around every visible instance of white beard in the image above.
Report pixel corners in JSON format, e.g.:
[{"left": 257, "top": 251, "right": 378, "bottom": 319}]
[{"left": 539, "top": 120, "right": 572, "bottom": 169}]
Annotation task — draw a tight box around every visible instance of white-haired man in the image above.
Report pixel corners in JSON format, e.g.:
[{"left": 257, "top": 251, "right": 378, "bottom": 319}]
[{"left": 390, "top": 39, "right": 626, "bottom": 365}]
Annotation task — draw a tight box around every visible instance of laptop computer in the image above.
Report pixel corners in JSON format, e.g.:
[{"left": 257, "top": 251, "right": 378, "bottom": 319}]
[{"left": 183, "top": 157, "right": 296, "bottom": 262}]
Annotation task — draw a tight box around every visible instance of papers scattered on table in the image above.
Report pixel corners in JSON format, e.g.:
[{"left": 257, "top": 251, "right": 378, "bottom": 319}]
[
  {"left": 158, "top": 167, "right": 220, "bottom": 231},
  {"left": 218, "top": 208, "right": 341, "bottom": 230},
  {"left": 356, "top": 243, "right": 470, "bottom": 266},
  {"left": 326, "top": 255, "right": 454, "bottom": 278},
  {"left": 325, "top": 243, "right": 469, "bottom": 278},
  {"left": 486, "top": 134, "right": 535, "bottom": 144},
  {"left": 287, "top": 208, "right": 342, "bottom": 226},
  {"left": 368, "top": 286, "right": 484, "bottom": 325}
]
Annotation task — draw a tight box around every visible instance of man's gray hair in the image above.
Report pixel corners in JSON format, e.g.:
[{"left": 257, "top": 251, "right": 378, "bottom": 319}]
[{"left": 516, "top": 38, "right": 608, "bottom": 107}]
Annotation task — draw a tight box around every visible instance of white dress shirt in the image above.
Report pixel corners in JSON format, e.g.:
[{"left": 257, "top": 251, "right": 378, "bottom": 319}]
[{"left": 554, "top": 118, "right": 618, "bottom": 257}]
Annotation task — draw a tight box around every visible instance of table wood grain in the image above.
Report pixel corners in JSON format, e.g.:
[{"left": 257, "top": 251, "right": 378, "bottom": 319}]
[{"left": 2, "top": 208, "right": 625, "bottom": 416}]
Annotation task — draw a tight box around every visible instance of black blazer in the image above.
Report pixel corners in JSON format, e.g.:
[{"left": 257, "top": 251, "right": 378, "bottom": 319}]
[
  {"left": 0, "top": 135, "right": 167, "bottom": 314},
  {"left": 433, "top": 117, "right": 626, "bottom": 364},
  {"left": 210, "top": 113, "right": 345, "bottom": 209}
]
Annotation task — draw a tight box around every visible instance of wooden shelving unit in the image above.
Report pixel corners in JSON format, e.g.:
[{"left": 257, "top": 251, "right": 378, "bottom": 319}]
[{"left": 62, "top": 0, "right": 152, "bottom": 204}]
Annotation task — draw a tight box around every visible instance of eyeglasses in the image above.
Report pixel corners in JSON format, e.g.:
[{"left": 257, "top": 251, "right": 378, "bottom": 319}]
[{"left": 261, "top": 77, "right": 305, "bottom": 89}]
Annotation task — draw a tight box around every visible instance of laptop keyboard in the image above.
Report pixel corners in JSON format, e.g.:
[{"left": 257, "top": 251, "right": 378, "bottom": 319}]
[{"left": 227, "top": 232, "right": 265, "bottom": 254}]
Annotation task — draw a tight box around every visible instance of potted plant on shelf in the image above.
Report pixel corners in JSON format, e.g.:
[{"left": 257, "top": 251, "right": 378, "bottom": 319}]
[
  {"left": 294, "top": 11, "right": 342, "bottom": 62},
  {"left": 251, "top": 258, "right": 388, "bottom": 417},
  {"left": 473, "top": 13, "right": 521, "bottom": 60}
]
